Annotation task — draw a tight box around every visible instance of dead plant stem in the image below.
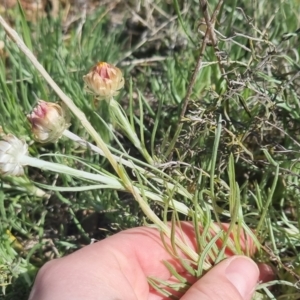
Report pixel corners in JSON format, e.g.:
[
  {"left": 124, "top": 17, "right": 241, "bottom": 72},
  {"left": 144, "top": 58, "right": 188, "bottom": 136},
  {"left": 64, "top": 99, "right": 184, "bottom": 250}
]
[{"left": 168, "top": 0, "right": 223, "bottom": 159}]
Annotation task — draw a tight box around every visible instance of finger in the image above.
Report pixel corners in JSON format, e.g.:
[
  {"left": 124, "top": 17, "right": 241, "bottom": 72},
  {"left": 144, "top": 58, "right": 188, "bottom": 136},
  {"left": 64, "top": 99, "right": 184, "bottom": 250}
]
[
  {"left": 29, "top": 223, "right": 259, "bottom": 300},
  {"left": 29, "top": 226, "right": 185, "bottom": 300},
  {"left": 109, "top": 222, "right": 257, "bottom": 277},
  {"left": 258, "top": 263, "right": 275, "bottom": 282},
  {"left": 181, "top": 256, "right": 259, "bottom": 300}
]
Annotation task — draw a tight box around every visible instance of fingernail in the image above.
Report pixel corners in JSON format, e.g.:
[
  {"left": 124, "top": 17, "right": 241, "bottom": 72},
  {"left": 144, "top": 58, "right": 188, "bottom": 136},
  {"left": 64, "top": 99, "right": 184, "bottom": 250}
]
[{"left": 225, "top": 256, "right": 259, "bottom": 299}]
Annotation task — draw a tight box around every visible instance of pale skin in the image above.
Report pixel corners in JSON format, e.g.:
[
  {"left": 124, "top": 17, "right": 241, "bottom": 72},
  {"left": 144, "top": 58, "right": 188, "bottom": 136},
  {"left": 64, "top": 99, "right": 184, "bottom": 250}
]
[{"left": 29, "top": 222, "right": 273, "bottom": 300}]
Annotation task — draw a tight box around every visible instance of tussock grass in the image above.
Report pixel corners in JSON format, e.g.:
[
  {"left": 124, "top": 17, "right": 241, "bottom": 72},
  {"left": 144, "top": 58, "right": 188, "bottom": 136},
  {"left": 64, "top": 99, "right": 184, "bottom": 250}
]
[{"left": 1, "top": 0, "right": 300, "bottom": 298}]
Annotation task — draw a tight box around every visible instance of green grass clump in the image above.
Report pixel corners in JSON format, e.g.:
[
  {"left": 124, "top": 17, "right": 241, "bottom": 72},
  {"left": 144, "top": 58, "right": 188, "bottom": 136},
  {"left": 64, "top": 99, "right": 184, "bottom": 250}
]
[{"left": 1, "top": 0, "right": 300, "bottom": 299}]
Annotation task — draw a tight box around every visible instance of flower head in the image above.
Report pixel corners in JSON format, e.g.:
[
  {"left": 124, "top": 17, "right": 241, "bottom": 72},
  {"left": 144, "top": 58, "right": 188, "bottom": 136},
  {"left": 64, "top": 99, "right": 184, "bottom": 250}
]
[
  {"left": 83, "top": 62, "right": 124, "bottom": 100},
  {"left": 27, "top": 100, "right": 70, "bottom": 143},
  {"left": 0, "top": 134, "right": 28, "bottom": 176}
]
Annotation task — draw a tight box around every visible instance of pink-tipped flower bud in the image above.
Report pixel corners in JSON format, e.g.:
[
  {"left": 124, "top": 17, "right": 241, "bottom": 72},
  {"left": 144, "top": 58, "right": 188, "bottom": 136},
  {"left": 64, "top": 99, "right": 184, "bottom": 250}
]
[
  {"left": 27, "top": 100, "right": 70, "bottom": 143},
  {"left": 83, "top": 62, "right": 125, "bottom": 100},
  {"left": 0, "top": 134, "right": 28, "bottom": 176}
]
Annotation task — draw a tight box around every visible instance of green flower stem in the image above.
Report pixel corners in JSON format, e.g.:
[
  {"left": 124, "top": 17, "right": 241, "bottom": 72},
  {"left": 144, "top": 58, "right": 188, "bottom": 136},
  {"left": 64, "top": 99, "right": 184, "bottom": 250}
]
[
  {"left": 19, "top": 154, "right": 190, "bottom": 215},
  {"left": 110, "top": 98, "right": 154, "bottom": 165},
  {"left": 63, "top": 129, "right": 192, "bottom": 214},
  {"left": 20, "top": 156, "right": 124, "bottom": 188},
  {"left": 21, "top": 156, "right": 200, "bottom": 262},
  {"left": 2, "top": 177, "right": 49, "bottom": 199},
  {"left": 63, "top": 129, "right": 141, "bottom": 171}
]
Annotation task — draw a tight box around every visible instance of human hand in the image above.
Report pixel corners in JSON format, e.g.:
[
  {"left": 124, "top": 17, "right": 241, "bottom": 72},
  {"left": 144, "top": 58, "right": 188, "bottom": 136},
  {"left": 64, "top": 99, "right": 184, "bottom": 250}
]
[{"left": 29, "top": 222, "right": 273, "bottom": 300}]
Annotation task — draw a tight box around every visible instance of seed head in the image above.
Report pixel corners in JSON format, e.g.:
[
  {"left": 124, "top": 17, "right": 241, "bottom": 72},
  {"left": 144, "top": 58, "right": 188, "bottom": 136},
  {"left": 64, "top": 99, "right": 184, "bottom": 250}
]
[
  {"left": 27, "top": 100, "right": 70, "bottom": 143},
  {"left": 83, "top": 62, "right": 125, "bottom": 100},
  {"left": 0, "top": 134, "right": 28, "bottom": 176}
]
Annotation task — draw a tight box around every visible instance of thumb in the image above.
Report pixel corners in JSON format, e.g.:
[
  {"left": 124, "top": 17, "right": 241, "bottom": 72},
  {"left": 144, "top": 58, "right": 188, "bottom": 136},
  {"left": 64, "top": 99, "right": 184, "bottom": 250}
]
[{"left": 181, "top": 256, "right": 259, "bottom": 300}]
